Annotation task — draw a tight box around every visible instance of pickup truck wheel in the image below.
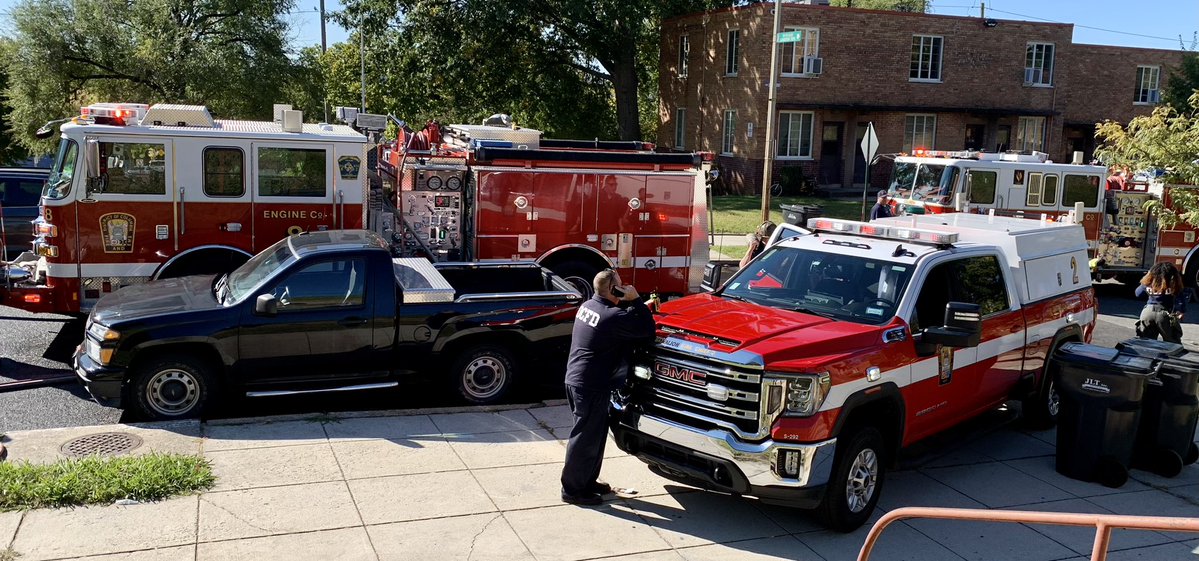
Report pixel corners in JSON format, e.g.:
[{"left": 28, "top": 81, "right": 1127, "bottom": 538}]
[
  {"left": 818, "top": 427, "right": 885, "bottom": 532},
  {"left": 453, "top": 345, "right": 516, "bottom": 405},
  {"left": 1023, "top": 360, "right": 1061, "bottom": 429},
  {"left": 130, "top": 357, "right": 215, "bottom": 421}
]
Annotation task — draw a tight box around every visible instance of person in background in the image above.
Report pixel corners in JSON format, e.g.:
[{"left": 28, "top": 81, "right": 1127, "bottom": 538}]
[
  {"left": 1104, "top": 168, "right": 1126, "bottom": 223},
  {"left": 560, "top": 269, "right": 656, "bottom": 506},
  {"left": 739, "top": 220, "right": 778, "bottom": 269},
  {"left": 1135, "top": 262, "right": 1186, "bottom": 344},
  {"left": 1105, "top": 168, "right": 1127, "bottom": 192},
  {"left": 870, "top": 190, "right": 893, "bottom": 221}
]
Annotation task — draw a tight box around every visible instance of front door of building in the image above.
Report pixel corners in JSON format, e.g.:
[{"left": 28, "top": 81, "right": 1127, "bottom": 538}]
[
  {"left": 995, "top": 125, "right": 1012, "bottom": 152},
  {"left": 964, "top": 125, "right": 985, "bottom": 151},
  {"left": 820, "top": 123, "right": 843, "bottom": 186}
]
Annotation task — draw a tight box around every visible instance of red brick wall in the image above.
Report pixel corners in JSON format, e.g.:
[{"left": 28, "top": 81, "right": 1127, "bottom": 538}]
[{"left": 659, "top": 4, "right": 1185, "bottom": 190}]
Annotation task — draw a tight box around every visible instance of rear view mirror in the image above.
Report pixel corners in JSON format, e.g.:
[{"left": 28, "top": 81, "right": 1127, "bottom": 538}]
[
  {"left": 918, "top": 302, "right": 982, "bottom": 351},
  {"left": 85, "top": 139, "right": 100, "bottom": 180},
  {"left": 255, "top": 293, "right": 278, "bottom": 316}
]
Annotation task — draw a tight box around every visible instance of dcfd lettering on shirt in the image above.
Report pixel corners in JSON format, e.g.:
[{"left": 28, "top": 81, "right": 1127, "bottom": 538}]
[{"left": 576, "top": 306, "right": 601, "bottom": 327}]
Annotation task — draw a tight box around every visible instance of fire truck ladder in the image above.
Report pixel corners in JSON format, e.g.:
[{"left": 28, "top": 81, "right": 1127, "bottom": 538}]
[{"left": 857, "top": 506, "right": 1199, "bottom": 561}]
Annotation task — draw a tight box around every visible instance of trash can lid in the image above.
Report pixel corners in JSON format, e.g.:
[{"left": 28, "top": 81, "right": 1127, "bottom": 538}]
[
  {"left": 1115, "top": 338, "right": 1185, "bottom": 359},
  {"left": 1159, "top": 352, "right": 1199, "bottom": 376},
  {"left": 1056, "top": 342, "right": 1155, "bottom": 374}
]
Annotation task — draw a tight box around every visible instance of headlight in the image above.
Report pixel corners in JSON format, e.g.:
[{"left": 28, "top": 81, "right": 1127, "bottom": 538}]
[
  {"left": 87, "top": 322, "right": 120, "bottom": 342},
  {"left": 769, "top": 372, "right": 831, "bottom": 417},
  {"left": 85, "top": 321, "right": 119, "bottom": 365}
]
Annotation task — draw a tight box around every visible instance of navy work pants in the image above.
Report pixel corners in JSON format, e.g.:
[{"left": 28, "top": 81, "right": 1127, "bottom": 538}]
[{"left": 560, "top": 385, "right": 610, "bottom": 496}]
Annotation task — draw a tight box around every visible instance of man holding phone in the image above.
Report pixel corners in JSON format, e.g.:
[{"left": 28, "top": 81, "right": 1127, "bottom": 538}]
[{"left": 560, "top": 269, "right": 656, "bottom": 505}]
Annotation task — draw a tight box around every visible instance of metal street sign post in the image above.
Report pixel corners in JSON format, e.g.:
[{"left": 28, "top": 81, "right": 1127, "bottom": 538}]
[
  {"left": 759, "top": 0, "right": 792, "bottom": 222},
  {"left": 860, "top": 122, "right": 879, "bottom": 221}
]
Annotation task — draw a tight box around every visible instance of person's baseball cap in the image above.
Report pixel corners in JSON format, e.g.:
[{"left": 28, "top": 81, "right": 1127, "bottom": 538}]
[{"left": 877, "top": 190, "right": 889, "bottom": 198}]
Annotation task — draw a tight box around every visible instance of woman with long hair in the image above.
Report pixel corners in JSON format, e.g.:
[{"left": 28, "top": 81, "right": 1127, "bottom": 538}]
[{"left": 1135, "top": 262, "right": 1186, "bottom": 343}]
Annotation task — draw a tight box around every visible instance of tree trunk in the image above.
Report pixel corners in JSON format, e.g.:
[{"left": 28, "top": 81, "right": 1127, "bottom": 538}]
[{"left": 609, "top": 47, "right": 642, "bottom": 141}]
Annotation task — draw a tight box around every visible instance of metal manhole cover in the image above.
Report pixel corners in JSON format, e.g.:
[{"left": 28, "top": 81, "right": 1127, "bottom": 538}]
[{"left": 60, "top": 432, "right": 143, "bottom": 458}]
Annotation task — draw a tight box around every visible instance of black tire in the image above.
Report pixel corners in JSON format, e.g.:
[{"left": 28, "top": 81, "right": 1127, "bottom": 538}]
[
  {"left": 1023, "top": 360, "right": 1061, "bottom": 430},
  {"left": 129, "top": 355, "right": 216, "bottom": 421},
  {"left": 451, "top": 345, "right": 518, "bottom": 405},
  {"left": 1184, "top": 442, "right": 1199, "bottom": 466},
  {"left": 551, "top": 261, "right": 602, "bottom": 299},
  {"left": 817, "top": 427, "right": 886, "bottom": 532},
  {"left": 1150, "top": 449, "right": 1185, "bottom": 478}
]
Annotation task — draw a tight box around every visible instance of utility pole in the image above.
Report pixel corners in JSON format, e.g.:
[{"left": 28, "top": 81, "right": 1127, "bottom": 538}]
[
  {"left": 981, "top": 2, "right": 986, "bottom": 18},
  {"left": 759, "top": 0, "right": 784, "bottom": 222},
  {"left": 320, "top": 0, "right": 329, "bottom": 124},
  {"left": 360, "top": 22, "right": 367, "bottom": 113}
]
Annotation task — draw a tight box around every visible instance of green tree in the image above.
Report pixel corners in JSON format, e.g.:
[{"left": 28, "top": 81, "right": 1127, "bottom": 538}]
[
  {"left": 1162, "top": 53, "right": 1199, "bottom": 115},
  {"left": 1095, "top": 92, "right": 1199, "bottom": 228},
  {"left": 830, "top": 0, "right": 930, "bottom": 11},
  {"left": 0, "top": 39, "right": 32, "bottom": 165},
  {"left": 335, "top": 0, "right": 736, "bottom": 141},
  {"left": 4, "top": 0, "right": 303, "bottom": 153}
]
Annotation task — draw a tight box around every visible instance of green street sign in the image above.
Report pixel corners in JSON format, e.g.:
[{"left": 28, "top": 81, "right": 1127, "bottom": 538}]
[{"left": 777, "top": 30, "right": 804, "bottom": 44}]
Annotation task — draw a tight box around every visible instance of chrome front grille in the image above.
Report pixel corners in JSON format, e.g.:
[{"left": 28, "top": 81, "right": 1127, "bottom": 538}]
[{"left": 642, "top": 349, "right": 775, "bottom": 439}]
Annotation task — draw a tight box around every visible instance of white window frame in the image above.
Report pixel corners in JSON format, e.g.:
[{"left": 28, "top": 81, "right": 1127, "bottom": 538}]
[
  {"left": 675, "top": 108, "right": 686, "bottom": 149},
  {"left": 777, "top": 111, "right": 815, "bottom": 159},
  {"left": 781, "top": 27, "right": 820, "bottom": 77},
  {"left": 910, "top": 35, "right": 944, "bottom": 82},
  {"left": 1024, "top": 42, "right": 1055, "bottom": 87},
  {"left": 1135, "top": 65, "right": 1161, "bottom": 104},
  {"left": 721, "top": 110, "right": 736, "bottom": 155},
  {"left": 903, "top": 114, "right": 936, "bottom": 153},
  {"left": 1016, "top": 116, "right": 1045, "bottom": 152},
  {"left": 726, "top": 29, "right": 740, "bottom": 76},
  {"left": 678, "top": 35, "right": 690, "bottom": 77}
]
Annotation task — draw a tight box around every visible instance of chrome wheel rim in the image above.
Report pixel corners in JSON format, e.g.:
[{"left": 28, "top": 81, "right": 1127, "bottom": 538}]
[
  {"left": 1047, "top": 380, "right": 1060, "bottom": 418},
  {"left": 145, "top": 369, "right": 200, "bottom": 417},
  {"left": 463, "top": 356, "right": 507, "bottom": 401},
  {"left": 845, "top": 448, "right": 878, "bottom": 513}
]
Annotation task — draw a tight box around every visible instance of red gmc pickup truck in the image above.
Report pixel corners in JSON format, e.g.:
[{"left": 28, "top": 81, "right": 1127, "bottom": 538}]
[{"left": 611, "top": 213, "right": 1095, "bottom": 530}]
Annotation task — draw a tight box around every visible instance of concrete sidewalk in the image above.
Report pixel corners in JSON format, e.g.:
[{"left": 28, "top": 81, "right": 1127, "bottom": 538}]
[{"left": 1, "top": 404, "right": 1197, "bottom": 561}]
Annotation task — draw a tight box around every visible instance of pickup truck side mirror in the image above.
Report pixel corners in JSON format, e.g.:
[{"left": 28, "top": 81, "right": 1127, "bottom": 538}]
[
  {"left": 917, "top": 302, "right": 982, "bottom": 352},
  {"left": 255, "top": 293, "right": 279, "bottom": 316}
]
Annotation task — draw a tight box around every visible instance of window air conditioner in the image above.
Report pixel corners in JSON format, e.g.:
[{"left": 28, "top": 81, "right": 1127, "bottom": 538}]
[{"left": 804, "top": 56, "right": 824, "bottom": 75}]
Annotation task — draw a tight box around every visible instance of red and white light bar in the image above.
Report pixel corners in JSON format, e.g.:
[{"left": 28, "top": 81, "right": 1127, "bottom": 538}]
[
  {"left": 80, "top": 103, "right": 149, "bottom": 125},
  {"left": 908, "top": 148, "right": 980, "bottom": 159},
  {"left": 806, "top": 218, "right": 959, "bottom": 245}
]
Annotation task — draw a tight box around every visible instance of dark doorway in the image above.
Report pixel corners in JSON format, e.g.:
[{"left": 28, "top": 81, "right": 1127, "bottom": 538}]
[
  {"left": 964, "top": 125, "right": 985, "bottom": 151},
  {"left": 1065, "top": 124, "right": 1096, "bottom": 163},
  {"left": 820, "top": 123, "right": 844, "bottom": 186},
  {"left": 995, "top": 125, "right": 1012, "bottom": 152},
  {"left": 854, "top": 123, "right": 868, "bottom": 184}
]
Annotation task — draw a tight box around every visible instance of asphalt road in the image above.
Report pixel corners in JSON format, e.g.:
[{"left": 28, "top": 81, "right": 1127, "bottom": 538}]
[{"left": 0, "top": 281, "right": 1168, "bottom": 432}]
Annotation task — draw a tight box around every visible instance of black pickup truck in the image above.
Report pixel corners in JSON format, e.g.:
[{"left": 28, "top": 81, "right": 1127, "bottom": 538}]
[{"left": 74, "top": 230, "right": 582, "bottom": 420}]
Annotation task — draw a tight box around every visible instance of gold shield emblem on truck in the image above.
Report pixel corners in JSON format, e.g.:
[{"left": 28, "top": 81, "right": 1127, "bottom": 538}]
[{"left": 99, "top": 213, "right": 135, "bottom": 253}]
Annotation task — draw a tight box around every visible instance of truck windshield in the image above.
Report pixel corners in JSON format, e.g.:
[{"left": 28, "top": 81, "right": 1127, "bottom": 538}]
[
  {"left": 42, "top": 139, "right": 78, "bottom": 200},
  {"left": 224, "top": 239, "right": 297, "bottom": 303},
  {"left": 721, "top": 246, "right": 915, "bottom": 325},
  {"left": 889, "top": 162, "right": 960, "bottom": 201}
]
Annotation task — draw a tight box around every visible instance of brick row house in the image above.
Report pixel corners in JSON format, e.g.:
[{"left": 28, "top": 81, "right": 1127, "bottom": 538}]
[{"left": 660, "top": 2, "right": 1187, "bottom": 194}]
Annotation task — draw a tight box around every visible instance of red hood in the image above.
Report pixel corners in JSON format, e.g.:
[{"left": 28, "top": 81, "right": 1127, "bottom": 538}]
[{"left": 656, "top": 293, "right": 892, "bottom": 369}]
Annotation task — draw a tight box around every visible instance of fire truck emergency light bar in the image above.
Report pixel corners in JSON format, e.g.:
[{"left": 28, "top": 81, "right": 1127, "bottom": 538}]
[
  {"left": 79, "top": 103, "right": 149, "bottom": 125},
  {"left": 806, "top": 218, "right": 959, "bottom": 245}
]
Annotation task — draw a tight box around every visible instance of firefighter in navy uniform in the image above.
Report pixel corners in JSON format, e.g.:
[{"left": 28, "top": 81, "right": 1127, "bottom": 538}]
[{"left": 560, "top": 269, "right": 656, "bottom": 505}]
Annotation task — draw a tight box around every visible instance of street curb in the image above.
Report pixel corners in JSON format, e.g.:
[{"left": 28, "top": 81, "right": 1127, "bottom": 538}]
[{"left": 203, "top": 400, "right": 563, "bottom": 427}]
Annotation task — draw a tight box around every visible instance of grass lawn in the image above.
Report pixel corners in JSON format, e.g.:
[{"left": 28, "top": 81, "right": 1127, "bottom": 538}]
[
  {"left": 0, "top": 452, "right": 214, "bottom": 511},
  {"left": 709, "top": 195, "right": 865, "bottom": 234}
]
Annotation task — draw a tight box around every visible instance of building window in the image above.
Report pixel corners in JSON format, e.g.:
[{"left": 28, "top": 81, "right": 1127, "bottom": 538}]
[
  {"left": 1016, "top": 116, "right": 1045, "bottom": 152},
  {"left": 722, "top": 110, "right": 736, "bottom": 155},
  {"left": 1136, "top": 65, "right": 1161, "bottom": 104},
  {"left": 778, "top": 111, "right": 815, "bottom": 159},
  {"left": 675, "top": 108, "right": 686, "bottom": 149},
  {"left": 726, "top": 30, "right": 740, "bottom": 75},
  {"left": 781, "top": 27, "right": 821, "bottom": 76},
  {"left": 903, "top": 114, "right": 936, "bottom": 153},
  {"left": 910, "top": 35, "right": 943, "bottom": 82},
  {"left": 1025, "top": 43, "right": 1054, "bottom": 86},
  {"left": 678, "top": 35, "right": 689, "bottom": 77}
]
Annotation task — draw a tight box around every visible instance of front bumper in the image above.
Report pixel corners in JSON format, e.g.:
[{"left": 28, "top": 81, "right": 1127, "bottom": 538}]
[
  {"left": 610, "top": 400, "right": 836, "bottom": 508},
  {"left": 73, "top": 344, "right": 125, "bottom": 408}
]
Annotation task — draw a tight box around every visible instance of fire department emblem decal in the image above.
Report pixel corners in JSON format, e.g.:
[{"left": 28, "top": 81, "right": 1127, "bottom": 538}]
[
  {"left": 938, "top": 346, "right": 953, "bottom": 385},
  {"left": 99, "top": 213, "right": 135, "bottom": 253},
  {"left": 338, "top": 156, "right": 361, "bottom": 180}
]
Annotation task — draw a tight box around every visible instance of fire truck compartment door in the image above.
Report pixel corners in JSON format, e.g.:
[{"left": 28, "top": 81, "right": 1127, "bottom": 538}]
[
  {"left": 251, "top": 142, "right": 336, "bottom": 240},
  {"left": 75, "top": 135, "right": 175, "bottom": 267}
]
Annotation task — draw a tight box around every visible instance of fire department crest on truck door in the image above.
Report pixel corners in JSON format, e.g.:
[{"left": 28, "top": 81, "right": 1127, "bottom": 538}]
[{"left": 100, "top": 213, "right": 135, "bottom": 253}]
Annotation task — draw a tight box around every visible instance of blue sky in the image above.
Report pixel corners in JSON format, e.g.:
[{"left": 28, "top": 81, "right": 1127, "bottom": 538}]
[{"left": 0, "top": 0, "right": 1195, "bottom": 52}]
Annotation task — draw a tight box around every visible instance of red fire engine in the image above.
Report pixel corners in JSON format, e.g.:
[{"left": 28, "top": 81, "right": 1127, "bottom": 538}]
[
  {"left": 1, "top": 103, "right": 713, "bottom": 315},
  {"left": 375, "top": 120, "right": 713, "bottom": 297}
]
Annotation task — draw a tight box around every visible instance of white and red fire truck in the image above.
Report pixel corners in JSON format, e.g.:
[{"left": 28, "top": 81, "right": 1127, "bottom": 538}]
[
  {"left": 1, "top": 103, "right": 713, "bottom": 315},
  {"left": 375, "top": 121, "right": 713, "bottom": 297},
  {"left": 886, "top": 150, "right": 1199, "bottom": 286},
  {"left": 611, "top": 213, "right": 1094, "bottom": 531}
]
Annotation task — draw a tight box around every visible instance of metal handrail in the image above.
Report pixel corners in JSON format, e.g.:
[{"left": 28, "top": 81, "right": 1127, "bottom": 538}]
[{"left": 858, "top": 506, "right": 1199, "bottom": 561}]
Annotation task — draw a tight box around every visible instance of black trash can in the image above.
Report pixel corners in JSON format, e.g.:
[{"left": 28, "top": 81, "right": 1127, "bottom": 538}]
[
  {"left": 1053, "top": 343, "right": 1155, "bottom": 488},
  {"left": 1115, "top": 338, "right": 1185, "bottom": 359},
  {"left": 780, "top": 204, "right": 822, "bottom": 227},
  {"left": 1135, "top": 353, "right": 1199, "bottom": 477}
]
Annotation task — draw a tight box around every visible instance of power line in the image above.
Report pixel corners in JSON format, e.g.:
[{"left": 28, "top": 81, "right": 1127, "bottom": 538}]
[{"left": 983, "top": 7, "right": 1183, "bottom": 45}]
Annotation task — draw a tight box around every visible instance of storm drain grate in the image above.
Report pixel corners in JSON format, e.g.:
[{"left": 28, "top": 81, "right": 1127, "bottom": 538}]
[{"left": 60, "top": 432, "right": 144, "bottom": 458}]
